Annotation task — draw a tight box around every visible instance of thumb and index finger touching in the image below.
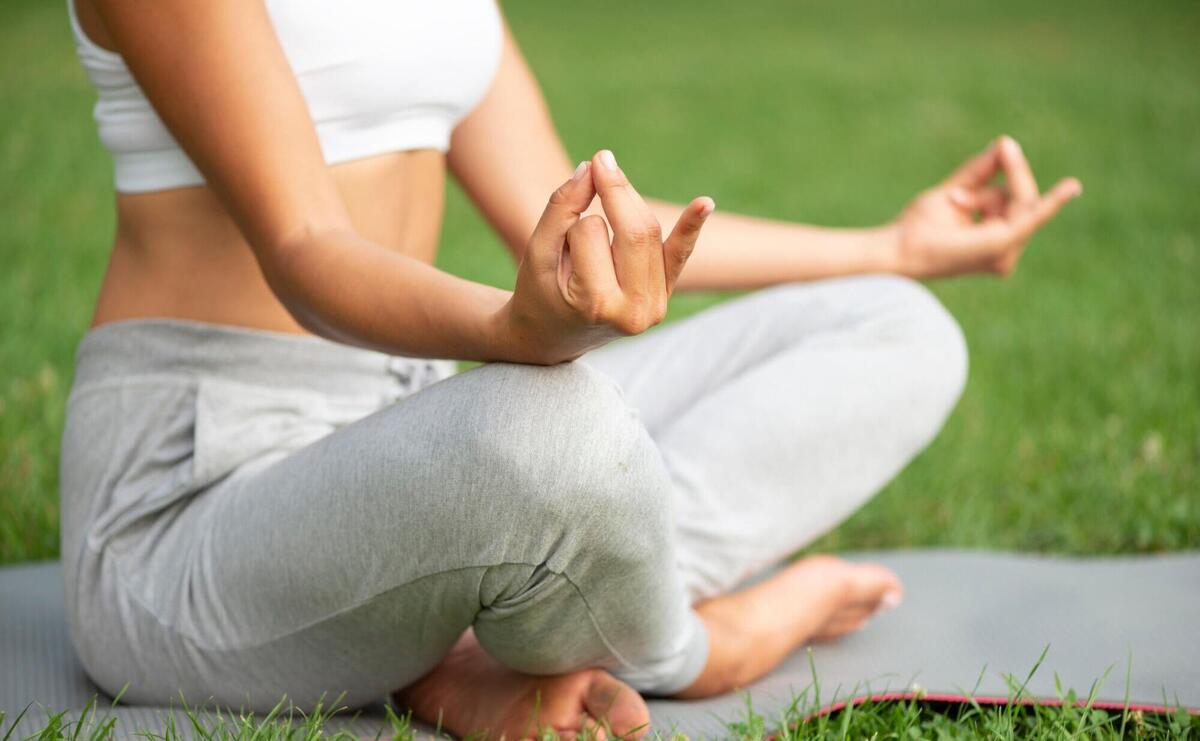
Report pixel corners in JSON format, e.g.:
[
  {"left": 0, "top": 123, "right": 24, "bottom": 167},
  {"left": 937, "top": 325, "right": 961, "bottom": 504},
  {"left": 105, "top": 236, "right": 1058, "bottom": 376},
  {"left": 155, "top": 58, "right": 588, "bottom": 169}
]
[
  {"left": 533, "top": 150, "right": 714, "bottom": 292},
  {"left": 947, "top": 135, "right": 1082, "bottom": 236},
  {"left": 587, "top": 149, "right": 715, "bottom": 293}
]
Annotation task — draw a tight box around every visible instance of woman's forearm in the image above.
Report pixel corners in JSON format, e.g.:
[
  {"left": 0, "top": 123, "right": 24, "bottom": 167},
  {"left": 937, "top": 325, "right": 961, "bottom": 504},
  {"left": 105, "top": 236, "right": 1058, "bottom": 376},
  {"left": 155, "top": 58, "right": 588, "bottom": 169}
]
[
  {"left": 646, "top": 198, "right": 903, "bottom": 291},
  {"left": 265, "top": 226, "right": 514, "bottom": 361},
  {"left": 261, "top": 154, "right": 713, "bottom": 367}
]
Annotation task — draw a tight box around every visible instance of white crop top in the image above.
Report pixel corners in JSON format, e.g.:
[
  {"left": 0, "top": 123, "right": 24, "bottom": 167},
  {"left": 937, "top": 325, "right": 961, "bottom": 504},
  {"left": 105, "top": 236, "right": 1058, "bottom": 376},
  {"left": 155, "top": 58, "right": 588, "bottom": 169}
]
[{"left": 67, "top": 0, "right": 503, "bottom": 193}]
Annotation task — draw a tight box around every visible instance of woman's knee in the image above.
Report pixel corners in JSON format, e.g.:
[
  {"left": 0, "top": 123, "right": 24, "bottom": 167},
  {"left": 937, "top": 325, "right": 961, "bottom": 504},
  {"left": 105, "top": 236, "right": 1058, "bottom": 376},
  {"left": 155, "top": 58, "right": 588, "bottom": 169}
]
[
  {"left": 453, "top": 361, "right": 673, "bottom": 551},
  {"left": 461, "top": 365, "right": 688, "bottom": 680},
  {"left": 759, "top": 275, "right": 968, "bottom": 402},
  {"left": 894, "top": 276, "right": 967, "bottom": 403},
  {"left": 850, "top": 274, "right": 969, "bottom": 409}
]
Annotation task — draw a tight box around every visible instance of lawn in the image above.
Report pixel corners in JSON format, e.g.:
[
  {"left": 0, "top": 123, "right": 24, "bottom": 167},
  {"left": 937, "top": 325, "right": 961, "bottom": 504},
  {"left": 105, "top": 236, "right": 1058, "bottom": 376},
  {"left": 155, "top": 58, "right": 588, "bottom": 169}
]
[{"left": 0, "top": 0, "right": 1198, "bottom": 736}]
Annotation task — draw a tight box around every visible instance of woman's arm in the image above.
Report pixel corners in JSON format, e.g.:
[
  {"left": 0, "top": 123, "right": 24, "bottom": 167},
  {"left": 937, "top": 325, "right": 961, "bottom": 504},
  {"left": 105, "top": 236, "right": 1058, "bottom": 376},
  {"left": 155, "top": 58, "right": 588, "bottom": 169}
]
[
  {"left": 642, "top": 202, "right": 900, "bottom": 290},
  {"left": 450, "top": 22, "right": 1081, "bottom": 289},
  {"left": 91, "top": 0, "right": 707, "bottom": 364},
  {"left": 647, "top": 136, "right": 1081, "bottom": 288}
]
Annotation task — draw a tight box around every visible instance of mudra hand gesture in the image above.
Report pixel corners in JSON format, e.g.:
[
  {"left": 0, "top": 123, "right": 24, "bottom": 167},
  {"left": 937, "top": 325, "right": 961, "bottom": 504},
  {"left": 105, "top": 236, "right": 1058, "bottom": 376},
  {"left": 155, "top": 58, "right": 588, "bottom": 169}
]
[
  {"left": 894, "top": 135, "right": 1082, "bottom": 278},
  {"left": 503, "top": 149, "right": 714, "bottom": 364}
]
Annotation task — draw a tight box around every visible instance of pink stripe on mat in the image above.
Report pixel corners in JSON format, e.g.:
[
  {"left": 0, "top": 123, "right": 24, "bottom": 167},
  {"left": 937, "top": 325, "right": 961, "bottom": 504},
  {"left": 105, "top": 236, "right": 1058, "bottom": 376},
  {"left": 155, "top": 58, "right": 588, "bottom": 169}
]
[{"left": 805, "top": 691, "right": 1200, "bottom": 721}]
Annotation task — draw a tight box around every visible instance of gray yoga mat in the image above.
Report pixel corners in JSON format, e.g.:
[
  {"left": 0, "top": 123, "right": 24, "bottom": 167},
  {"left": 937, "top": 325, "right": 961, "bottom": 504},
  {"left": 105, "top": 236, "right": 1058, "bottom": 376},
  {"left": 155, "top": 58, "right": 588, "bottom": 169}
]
[{"left": 2, "top": 551, "right": 1197, "bottom": 739}]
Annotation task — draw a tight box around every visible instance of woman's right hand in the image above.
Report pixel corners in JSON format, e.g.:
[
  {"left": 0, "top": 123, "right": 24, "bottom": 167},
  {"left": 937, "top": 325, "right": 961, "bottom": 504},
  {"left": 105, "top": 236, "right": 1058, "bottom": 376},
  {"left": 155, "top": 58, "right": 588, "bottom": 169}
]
[{"left": 499, "top": 150, "right": 715, "bottom": 364}]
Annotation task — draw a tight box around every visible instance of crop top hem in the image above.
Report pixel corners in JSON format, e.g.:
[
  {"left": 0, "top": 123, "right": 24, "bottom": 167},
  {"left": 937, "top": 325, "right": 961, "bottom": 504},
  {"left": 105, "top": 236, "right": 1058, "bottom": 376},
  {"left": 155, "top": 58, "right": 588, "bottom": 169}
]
[{"left": 113, "top": 115, "right": 453, "bottom": 194}]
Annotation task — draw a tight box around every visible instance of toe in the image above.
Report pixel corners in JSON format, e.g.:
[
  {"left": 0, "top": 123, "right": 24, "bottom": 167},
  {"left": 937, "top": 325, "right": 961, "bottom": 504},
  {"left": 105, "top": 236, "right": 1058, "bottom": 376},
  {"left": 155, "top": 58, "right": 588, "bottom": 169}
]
[
  {"left": 879, "top": 589, "right": 903, "bottom": 611},
  {"left": 584, "top": 671, "right": 650, "bottom": 739},
  {"left": 847, "top": 564, "right": 904, "bottom": 609}
]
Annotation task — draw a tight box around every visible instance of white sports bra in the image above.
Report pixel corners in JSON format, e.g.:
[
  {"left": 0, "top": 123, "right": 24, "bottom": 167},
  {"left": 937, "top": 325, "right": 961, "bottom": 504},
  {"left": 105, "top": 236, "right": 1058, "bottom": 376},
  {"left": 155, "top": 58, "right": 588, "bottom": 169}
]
[{"left": 67, "top": 0, "right": 503, "bottom": 193}]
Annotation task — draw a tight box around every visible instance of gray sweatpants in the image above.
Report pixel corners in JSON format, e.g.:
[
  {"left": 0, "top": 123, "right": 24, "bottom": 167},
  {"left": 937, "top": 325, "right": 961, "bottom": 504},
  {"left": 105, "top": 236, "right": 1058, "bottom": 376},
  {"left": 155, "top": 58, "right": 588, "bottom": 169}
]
[{"left": 59, "top": 276, "right": 967, "bottom": 710}]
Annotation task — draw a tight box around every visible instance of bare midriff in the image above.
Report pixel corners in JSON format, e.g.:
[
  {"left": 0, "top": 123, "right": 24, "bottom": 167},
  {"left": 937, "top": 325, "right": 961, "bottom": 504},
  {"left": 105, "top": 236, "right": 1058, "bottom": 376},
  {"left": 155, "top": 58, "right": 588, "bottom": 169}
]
[{"left": 90, "top": 150, "right": 446, "bottom": 333}]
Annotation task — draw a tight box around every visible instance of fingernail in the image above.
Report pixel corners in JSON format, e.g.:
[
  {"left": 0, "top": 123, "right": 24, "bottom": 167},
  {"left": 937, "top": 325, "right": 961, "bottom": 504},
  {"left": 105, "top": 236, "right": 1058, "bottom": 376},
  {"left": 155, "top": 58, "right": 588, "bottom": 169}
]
[
  {"left": 572, "top": 161, "right": 589, "bottom": 181},
  {"left": 598, "top": 150, "right": 618, "bottom": 171},
  {"left": 948, "top": 187, "right": 969, "bottom": 205},
  {"left": 880, "top": 591, "right": 903, "bottom": 610},
  {"left": 698, "top": 197, "right": 716, "bottom": 217},
  {"left": 1003, "top": 136, "right": 1022, "bottom": 155},
  {"left": 1068, "top": 179, "right": 1083, "bottom": 197}
]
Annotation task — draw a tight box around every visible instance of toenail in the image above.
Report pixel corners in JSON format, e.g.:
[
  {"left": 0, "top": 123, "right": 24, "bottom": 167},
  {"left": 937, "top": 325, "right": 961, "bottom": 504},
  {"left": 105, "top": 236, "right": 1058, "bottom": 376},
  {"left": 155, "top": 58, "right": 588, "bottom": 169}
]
[{"left": 880, "top": 591, "right": 903, "bottom": 610}]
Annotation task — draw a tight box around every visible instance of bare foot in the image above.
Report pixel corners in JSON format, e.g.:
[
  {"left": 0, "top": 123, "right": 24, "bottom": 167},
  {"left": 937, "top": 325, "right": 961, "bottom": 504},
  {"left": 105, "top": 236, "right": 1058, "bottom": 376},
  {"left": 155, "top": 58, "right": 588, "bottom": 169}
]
[
  {"left": 675, "top": 555, "right": 903, "bottom": 698},
  {"left": 810, "top": 558, "right": 903, "bottom": 641},
  {"left": 395, "top": 630, "right": 650, "bottom": 740}
]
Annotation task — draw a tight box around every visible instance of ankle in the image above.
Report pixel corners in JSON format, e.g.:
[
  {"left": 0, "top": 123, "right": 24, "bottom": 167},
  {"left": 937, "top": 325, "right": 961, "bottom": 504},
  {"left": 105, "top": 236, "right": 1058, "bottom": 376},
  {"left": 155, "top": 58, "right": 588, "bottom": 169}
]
[
  {"left": 674, "top": 595, "right": 769, "bottom": 698},
  {"left": 673, "top": 558, "right": 861, "bottom": 699}
]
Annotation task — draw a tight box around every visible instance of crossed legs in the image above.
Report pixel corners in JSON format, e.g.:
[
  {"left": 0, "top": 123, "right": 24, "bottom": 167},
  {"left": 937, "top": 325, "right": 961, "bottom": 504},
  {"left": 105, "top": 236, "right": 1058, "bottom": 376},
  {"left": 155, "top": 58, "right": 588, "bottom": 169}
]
[
  {"left": 403, "top": 275, "right": 968, "bottom": 734},
  {"left": 71, "top": 275, "right": 966, "bottom": 738}
]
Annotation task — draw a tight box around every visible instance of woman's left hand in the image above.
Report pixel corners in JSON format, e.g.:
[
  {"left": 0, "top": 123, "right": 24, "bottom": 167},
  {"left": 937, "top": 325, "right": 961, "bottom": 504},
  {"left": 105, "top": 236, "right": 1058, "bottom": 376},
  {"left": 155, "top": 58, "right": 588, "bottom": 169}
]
[{"left": 891, "top": 135, "right": 1082, "bottom": 279}]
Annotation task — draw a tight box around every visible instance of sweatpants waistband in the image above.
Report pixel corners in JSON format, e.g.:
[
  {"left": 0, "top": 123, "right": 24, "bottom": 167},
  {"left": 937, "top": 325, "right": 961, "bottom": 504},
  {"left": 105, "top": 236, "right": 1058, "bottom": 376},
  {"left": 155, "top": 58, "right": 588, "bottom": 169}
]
[{"left": 73, "top": 318, "right": 454, "bottom": 398}]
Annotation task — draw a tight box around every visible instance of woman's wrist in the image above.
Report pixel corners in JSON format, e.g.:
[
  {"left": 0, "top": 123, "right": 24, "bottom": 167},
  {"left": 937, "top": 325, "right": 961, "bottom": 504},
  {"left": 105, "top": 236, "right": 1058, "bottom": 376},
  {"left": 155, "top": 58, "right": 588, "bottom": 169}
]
[
  {"left": 861, "top": 222, "right": 905, "bottom": 275},
  {"left": 471, "top": 287, "right": 548, "bottom": 365},
  {"left": 485, "top": 299, "right": 531, "bottom": 364},
  {"left": 485, "top": 296, "right": 563, "bottom": 366},
  {"left": 487, "top": 296, "right": 582, "bottom": 366}
]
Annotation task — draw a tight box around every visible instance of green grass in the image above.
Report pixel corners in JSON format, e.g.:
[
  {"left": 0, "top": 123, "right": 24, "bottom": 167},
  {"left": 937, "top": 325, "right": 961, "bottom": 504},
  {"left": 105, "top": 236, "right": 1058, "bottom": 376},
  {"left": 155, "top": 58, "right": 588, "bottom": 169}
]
[
  {"left": 4, "top": 654, "right": 1199, "bottom": 739},
  {"left": 0, "top": 0, "right": 1197, "bottom": 737}
]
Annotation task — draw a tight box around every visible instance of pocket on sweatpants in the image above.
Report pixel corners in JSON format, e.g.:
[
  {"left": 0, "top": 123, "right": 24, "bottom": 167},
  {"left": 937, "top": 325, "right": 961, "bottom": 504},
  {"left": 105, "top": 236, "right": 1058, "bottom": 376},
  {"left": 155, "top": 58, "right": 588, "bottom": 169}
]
[
  {"left": 79, "top": 379, "right": 204, "bottom": 553},
  {"left": 191, "top": 376, "right": 384, "bottom": 487}
]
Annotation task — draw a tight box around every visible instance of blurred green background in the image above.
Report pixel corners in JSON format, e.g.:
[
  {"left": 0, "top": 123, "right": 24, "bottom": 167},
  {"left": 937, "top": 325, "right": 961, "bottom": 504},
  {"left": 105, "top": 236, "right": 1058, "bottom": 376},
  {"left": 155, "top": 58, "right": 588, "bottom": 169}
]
[{"left": 2, "top": 0, "right": 1197, "bottom": 565}]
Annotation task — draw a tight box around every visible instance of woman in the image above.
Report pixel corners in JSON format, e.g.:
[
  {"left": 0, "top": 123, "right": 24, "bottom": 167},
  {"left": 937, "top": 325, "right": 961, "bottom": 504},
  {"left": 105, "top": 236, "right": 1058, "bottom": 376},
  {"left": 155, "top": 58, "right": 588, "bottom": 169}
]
[{"left": 60, "top": 0, "right": 1080, "bottom": 737}]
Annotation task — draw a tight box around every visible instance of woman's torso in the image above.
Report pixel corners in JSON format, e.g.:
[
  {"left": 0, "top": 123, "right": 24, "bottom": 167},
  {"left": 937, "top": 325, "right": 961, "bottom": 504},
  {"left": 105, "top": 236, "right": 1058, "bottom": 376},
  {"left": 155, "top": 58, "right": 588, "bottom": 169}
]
[
  {"left": 92, "top": 153, "right": 446, "bottom": 333},
  {"left": 71, "top": 0, "right": 501, "bottom": 333}
]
